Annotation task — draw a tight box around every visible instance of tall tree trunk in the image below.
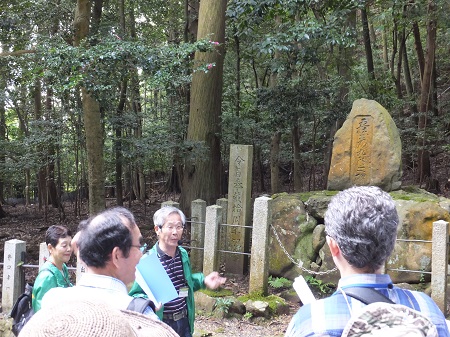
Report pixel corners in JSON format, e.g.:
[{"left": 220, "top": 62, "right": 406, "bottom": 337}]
[
  {"left": 234, "top": 33, "right": 241, "bottom": 142},
  {"left": 270, "top": 131, "right": 281, "bottom": 193},
  {"left": 115, "top": 80, "right": 126, "bottom": 206},
  {"left": 324, "top": 9, "right": 355, "bottom": 189},
  {"left": 34, "top": 79, "right": 46, "bottom": 209},
  {"left": 45, "top": 87, "right": 60, "bottom": 209},
  {"left": 361, "top": 6, "right": 376, "bottom": 97},
  {"left": 402, "top": 43, "right": 416, "bottom": 106},
  {"left": 74, "top": 0, "right": 105, "bottom": 214},
  {"left": 115, "top": 1, "right": 126, "bottom": 206},
  {"left": 382, "top": 25, "right": 389, "bottom": 70},
  {"left": 412, "top": 21, "right": 425, "bottom": 83},
  {"left": 0, "top": 74, "right": 5, "bottom": 204},
  {"left": 292, "top": 124, "right": 302, "bottom": 192},
  {"left": 393, "top": 26, "right": 404, "bottom": 99},
  {"left": 432, "top": 57, "right": 438, "bottom": 116},
  {"left": 180, "top": 0, "right": 226, "bottom": 212},
  {"left": 254, "top": 145, "right": 265, "bottom": 192},
  {"left": 417, "top": 0, "right": 437, "bottom": 184},
  {"left": 402, "top": 31, "right": 419, "bottom": 124}
]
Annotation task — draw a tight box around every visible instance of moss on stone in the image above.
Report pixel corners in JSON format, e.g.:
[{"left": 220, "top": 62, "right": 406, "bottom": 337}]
[
  {"left": 199, "top": 288, "right": 234, "bottom": 297},
  {"left": 237, "top": 291, "right": 286, "bottom": 313},
  {"left": 390, "top": 187, "right": 439, "bottom": 202},
  {"left": 274, "top": 188, "right": 440, "bottom": 203},
  {"left": 297, "top": 190, "right": 339, "bottom": 202}
]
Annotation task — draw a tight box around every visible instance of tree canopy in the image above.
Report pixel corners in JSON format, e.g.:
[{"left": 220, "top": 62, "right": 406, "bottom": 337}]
[{"left": 1, "top": 0, "right": 449, "bottom": 216}]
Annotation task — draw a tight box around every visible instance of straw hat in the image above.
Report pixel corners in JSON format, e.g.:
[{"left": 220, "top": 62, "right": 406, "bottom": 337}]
[
  {"left": 341, "top": 302, "right": 438, "bottom": 337},
  {"left": 19, "top": 299, "right": 178, "bottom": 337}
]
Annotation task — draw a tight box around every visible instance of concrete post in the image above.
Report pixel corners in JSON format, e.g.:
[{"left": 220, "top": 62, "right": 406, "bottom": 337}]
[
  {"left": 190, "top": 199, "right": 206, "bottom": 272},
  {"left": 76, "top": 260, "right": 87, "bottom": 284},
  {"left": 2, "top": 239, "right": 26, "bottom": 312},
  {"left": 161, "top": 201, "right": 180, "bottom": 209},
  {"left": 431, "top": 220, "right": 448, "bottom": 314},
  {"left": 249, "top": 197, "right": 272, "bottom": 295},
  {"left": 39, "top": 242, "right": 49, "bottom": 269},
  {"left": 216, "top": 198, "right": 228, "bottom": 265},
  {"left": 203, "top": 205, "right": 222, "bottom": 276}
]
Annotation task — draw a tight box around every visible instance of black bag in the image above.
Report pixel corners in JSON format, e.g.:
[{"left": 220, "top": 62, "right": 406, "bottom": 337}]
[
  {"left": 127, "top": 297, "right": 156, "bottom": 313},
  {"left": 9, "top": 283, "right": 34, "bottom": 336}
]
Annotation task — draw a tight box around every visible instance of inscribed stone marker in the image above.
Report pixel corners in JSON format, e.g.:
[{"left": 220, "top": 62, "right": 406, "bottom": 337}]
[
  {"left": 225, "top": 144, "right": 253, "bottom": 274},
  {"left": 327, "top": 99, "right": 402, "bottom": 191}
]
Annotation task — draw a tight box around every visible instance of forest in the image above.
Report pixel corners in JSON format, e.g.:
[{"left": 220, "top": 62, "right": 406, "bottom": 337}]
[{"left": 0, "top": 0, "right": 449, "bottom": 218}]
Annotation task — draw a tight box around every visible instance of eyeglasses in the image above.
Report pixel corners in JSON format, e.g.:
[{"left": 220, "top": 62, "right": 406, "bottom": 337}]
[
  {"left": 162, "top": 225, "right": 184, "bottom": 232},
  {"left": 131, "top": 243, "right": 148, "bottom": 253},
  {"left": 162, "top": 221, "right": 184, "bottom": 232}
]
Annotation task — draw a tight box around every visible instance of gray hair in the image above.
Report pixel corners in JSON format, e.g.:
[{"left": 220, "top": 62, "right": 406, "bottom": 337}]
[
  {"left": 106, "top": 206, "right": 136, "bottom": 228},
  {"left": 324, "top": 186, "right": 399, "bottom": 272},
  {"left": 79, "top": 207, "right": 135, "bottom": 267},
  {"left": 153, "top": 206, "right": 186, "bottom": 228}
]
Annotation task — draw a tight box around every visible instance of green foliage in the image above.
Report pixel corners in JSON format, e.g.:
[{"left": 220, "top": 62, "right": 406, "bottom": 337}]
[
  {"left": 37, "top": 36, "right": 216, "bottom": 101},
  {"left": 213, "top": 298, "right": 233, "bottom": 314},
  {"left": 237, "top": 292, "right": 286, "bottom": 313},
  {"left": 304, "top": 276, "right": 334, "bottom": 295},
  {"left": 200, "top": 288, "right": 234, "bottom": 297},
  {"left": 268, "top": 275, "right": 292, "bottom": 289},
  {"left": 389, "top": 188, "right": 439, "bottom": 202},
  {"left": 2, "top": 0, "right": 450, "bottom": 204}
]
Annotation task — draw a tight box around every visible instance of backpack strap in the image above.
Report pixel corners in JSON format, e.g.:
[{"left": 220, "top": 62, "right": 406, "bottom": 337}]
[
  {"left": 342, "top": 287, "right": 394, "bottom": 305},
  {"left": 127, "top": 297, "right": 156, "bottom": 314}
]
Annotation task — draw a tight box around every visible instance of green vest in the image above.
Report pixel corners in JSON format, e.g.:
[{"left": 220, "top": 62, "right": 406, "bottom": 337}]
[
  {"left": 129, "top": 244, "right": 206, "bottom": 334},
  {"left": 32, "top": 260, "right": 72, "bottom": 312}
]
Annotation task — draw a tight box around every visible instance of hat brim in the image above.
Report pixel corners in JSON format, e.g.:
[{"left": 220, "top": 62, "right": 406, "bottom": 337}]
[{"left": 120, "top": 309, "right": 179, "bottom": 337}]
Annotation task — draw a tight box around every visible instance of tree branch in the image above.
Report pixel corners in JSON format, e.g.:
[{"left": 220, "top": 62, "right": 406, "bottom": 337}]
[{"left": 0, "top": 49, "right": 36, "bottom": 57}]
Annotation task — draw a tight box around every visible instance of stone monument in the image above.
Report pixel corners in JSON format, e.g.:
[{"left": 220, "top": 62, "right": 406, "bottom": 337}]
[
  {"left": 225, "top": 144, "right": 253, "bottom": 274},
  {"left": 327, "top": 98, "right": 402, "bottom": 191}
]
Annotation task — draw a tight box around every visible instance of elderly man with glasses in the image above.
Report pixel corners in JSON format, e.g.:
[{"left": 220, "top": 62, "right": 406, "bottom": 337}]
[
  {"left": 130, "top": 206, "right": 226, "bottom": 337},
  {"left": 42, "top": 207, "right": 157, "bottom": 318}
]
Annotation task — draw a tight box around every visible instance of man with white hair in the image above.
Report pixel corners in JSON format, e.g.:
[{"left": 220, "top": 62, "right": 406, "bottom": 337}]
[
  {"left": 285, "top": 186, "right": 449, "bottom": 337},
  {"left": 130, "top": 206, "right": 226, "bottom": 337}
]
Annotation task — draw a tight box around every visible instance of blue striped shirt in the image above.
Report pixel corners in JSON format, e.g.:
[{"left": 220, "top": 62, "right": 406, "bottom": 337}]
[
  {"left": 285, "top": 274, "right": 450, "bottom": 337},
  {"left": 157, "top": 245, "right": 187, "bottom": 314}
]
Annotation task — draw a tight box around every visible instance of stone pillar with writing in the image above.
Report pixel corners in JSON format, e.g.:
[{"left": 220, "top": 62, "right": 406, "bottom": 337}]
[
  {"left": 225, "top": 144, "right": 253, "bottom": 275},
  {"left": 2, "top": 239, "right": 26, "bottom": 312},
  {"left": 327, "top": 98, "right": 402, "bottom": 191}
]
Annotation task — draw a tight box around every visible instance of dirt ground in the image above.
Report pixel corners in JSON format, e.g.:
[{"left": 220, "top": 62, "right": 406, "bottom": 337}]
[
  {"left": 194, "top": 313, "right": 293, "bottom": 337},
  {"left": 0, "top": 200, "right": 160, "bottom": 286},
  {"left": 0, "top": 200, "right": 298, "bottom": 337}
]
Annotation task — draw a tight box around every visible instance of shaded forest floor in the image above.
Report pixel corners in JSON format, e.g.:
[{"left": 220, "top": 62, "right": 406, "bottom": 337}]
[
  {"left": 0, "top": 198, "right": 298, "bottom": 336},
  {"left": 1, "top": 158, "right": 450, "bottom": 335},
  {"left": 0, "top": 199, "right": 162, "bottom": 289}
]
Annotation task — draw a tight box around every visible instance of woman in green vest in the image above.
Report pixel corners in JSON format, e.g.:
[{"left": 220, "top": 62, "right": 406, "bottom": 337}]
[{"left": 32, "top": 225, "right": 73, "bottom": 312}]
